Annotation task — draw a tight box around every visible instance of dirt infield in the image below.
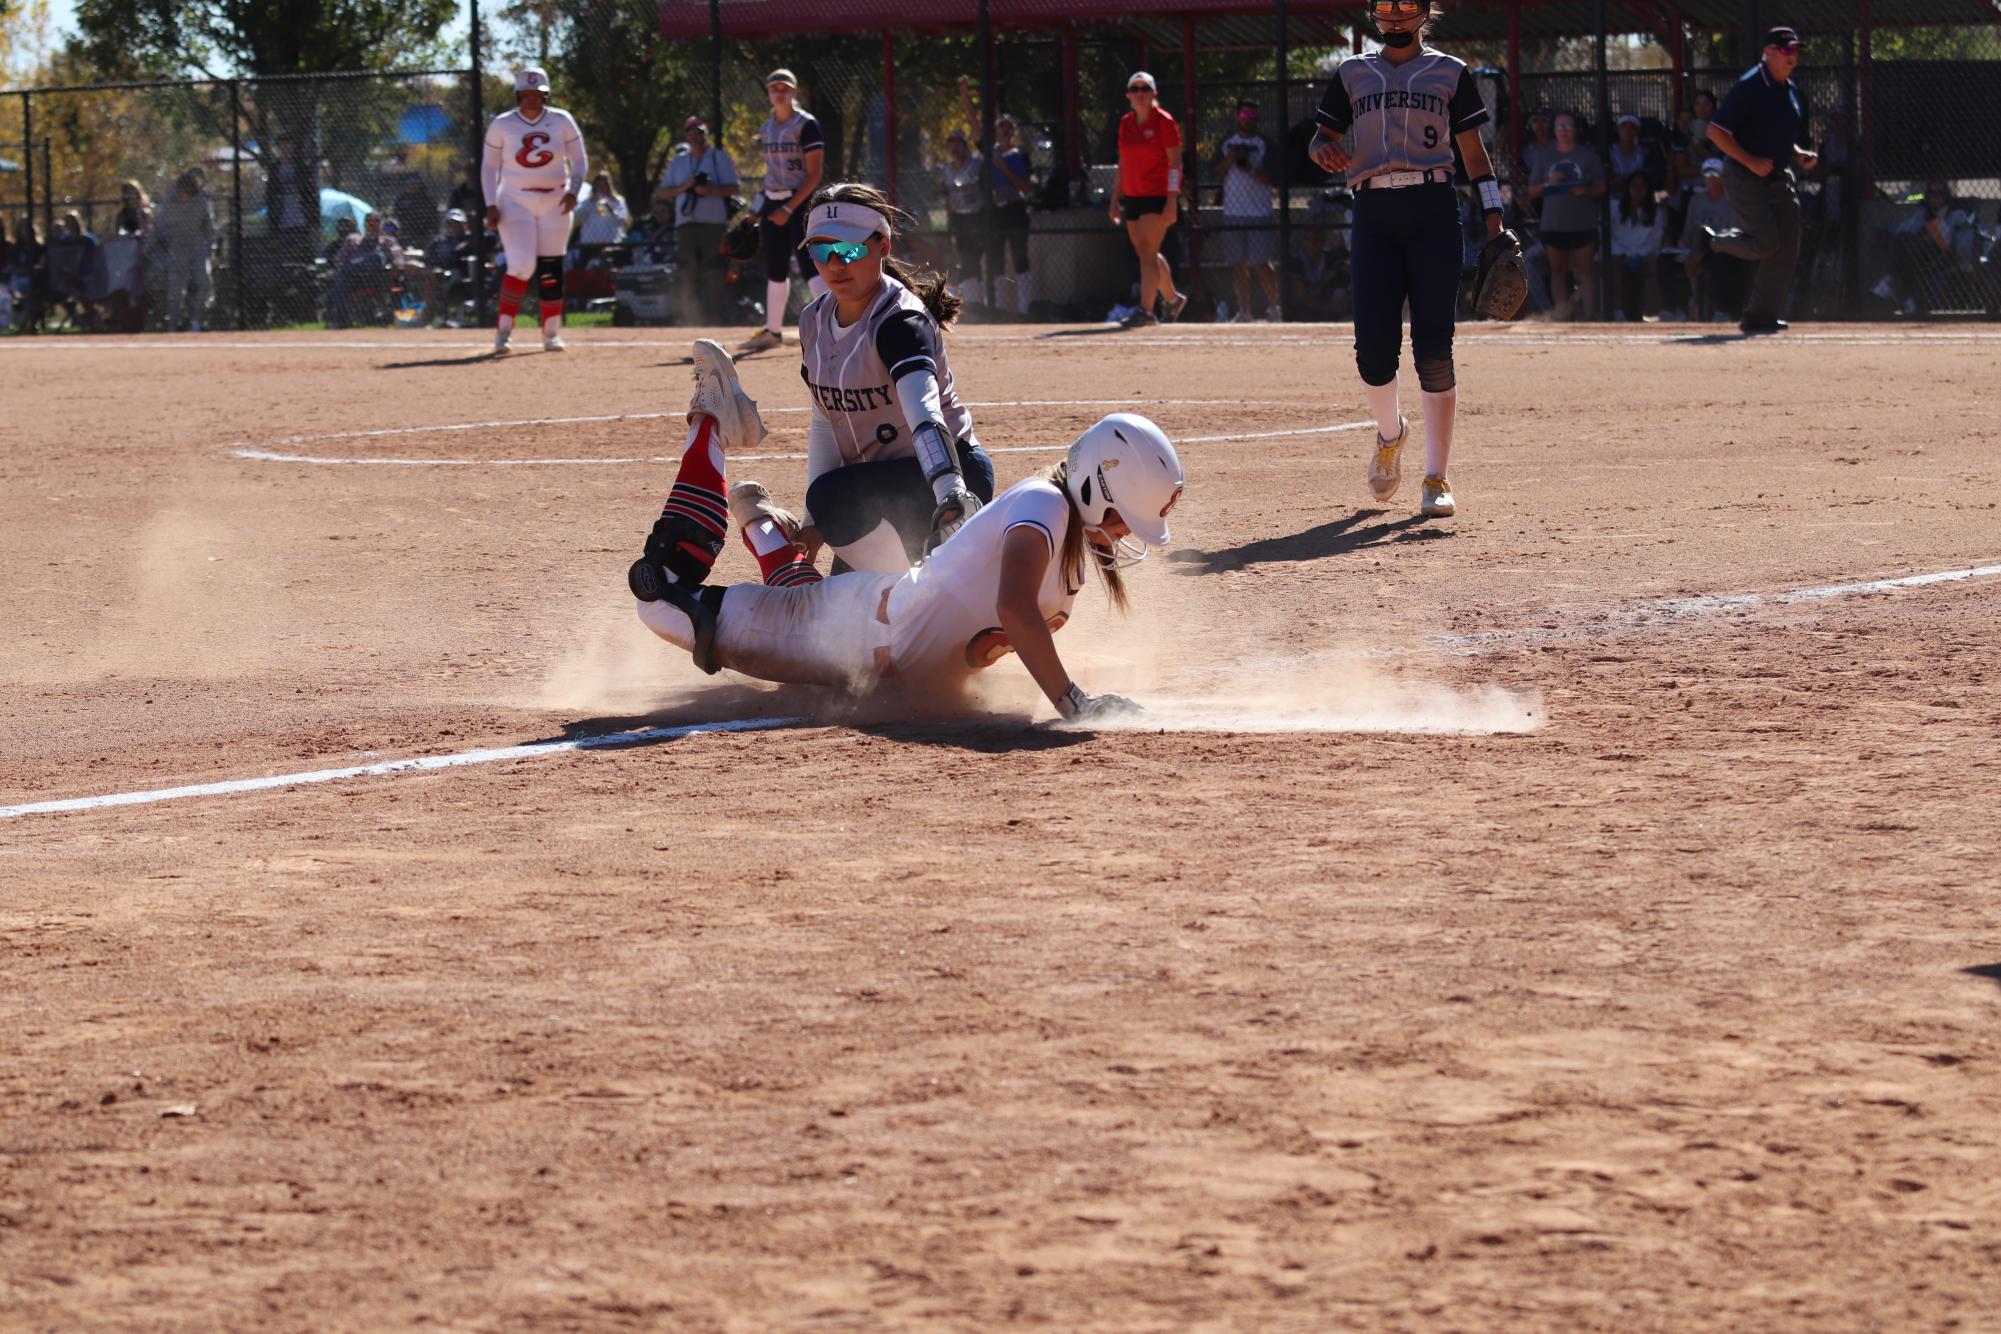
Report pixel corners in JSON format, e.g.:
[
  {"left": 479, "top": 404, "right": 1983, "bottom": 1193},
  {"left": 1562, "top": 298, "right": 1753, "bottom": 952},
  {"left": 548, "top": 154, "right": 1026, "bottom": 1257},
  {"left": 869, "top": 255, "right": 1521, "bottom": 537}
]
[{"left": 4, "top": 323, "right": 2000, "bottom": 1330}]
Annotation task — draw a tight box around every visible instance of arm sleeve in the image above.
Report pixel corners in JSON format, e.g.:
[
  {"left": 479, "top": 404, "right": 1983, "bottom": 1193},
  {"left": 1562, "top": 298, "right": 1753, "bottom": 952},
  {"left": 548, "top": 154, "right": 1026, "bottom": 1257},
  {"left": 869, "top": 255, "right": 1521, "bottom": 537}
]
[
  {"left": 481, "top": 126, "right": 502, "bottom": 204},
  {"left": 1315, "top": 72, "right": 1354, "bottom": 135},
  {"left": 804, "top": 398, "right": 843, "bottom": 490},
  {"left": 799, "top": 117, "right": 826, "bottom": 153},
  {"left": 874, "top": 309, "right": 941, "bottom": 383},
  {"left": 564, "top": 115, "right": 588, "bottom": 193},
  {"left": 1449, "top": 65, "right": 1490, "bottom": 132}
]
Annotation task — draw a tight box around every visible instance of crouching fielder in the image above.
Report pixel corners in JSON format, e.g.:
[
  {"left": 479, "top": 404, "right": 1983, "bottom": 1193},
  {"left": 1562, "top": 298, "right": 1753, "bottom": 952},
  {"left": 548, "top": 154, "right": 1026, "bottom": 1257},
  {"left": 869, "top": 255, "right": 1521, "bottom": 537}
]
[
  {"left": 483, "top": 67, "right": 586, "bottom": 354},
  {"left": 628, "top": 340, "right": 1183, "bottom": 721}
]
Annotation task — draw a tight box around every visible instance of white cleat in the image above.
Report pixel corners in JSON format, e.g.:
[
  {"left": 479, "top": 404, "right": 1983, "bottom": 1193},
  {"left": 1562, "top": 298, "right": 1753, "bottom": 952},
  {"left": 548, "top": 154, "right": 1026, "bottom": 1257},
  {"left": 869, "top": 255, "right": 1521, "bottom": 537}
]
[
  {"left": 1421, "top": 474, "right": 1456, "bottom": 518},
  {"left": 689, "top": 337, "right": 769, "bottom": 451},
  {"left": 543, "top": 330, "right": 567, "bottom": 352},
  {"left": 1368, "top": 416, "right": 1407, "bottom": 502},
  {"left": 492, "top": 328, "right": 512, "bottom": 355},
  {"left": 728, "top": 480, "right": 803, "bottom": 542}
]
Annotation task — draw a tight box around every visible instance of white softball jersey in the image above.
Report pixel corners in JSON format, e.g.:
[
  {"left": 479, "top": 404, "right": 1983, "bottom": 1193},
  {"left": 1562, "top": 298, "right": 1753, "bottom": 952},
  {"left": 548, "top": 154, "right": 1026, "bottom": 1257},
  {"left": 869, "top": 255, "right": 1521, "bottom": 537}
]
[
  {"left": 635, "top": 477, "right": 1080, "bottom": 689},
  {"left": 797, "top": 277, "right": 974, "bottom": 474},
  {"left": 482, "top": 106, "right": 588, "bottom": 199}
]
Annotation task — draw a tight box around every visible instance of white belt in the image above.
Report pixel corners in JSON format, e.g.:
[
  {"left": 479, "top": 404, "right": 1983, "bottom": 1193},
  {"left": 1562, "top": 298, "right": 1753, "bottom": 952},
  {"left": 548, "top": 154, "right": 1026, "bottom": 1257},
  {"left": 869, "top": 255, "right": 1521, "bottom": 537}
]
[
  {"left": 764, "top": 188, "right": 795, "bottom": 200},
  {"left": 1363, "top": 168, "right": 1454, "bottom": 189}
]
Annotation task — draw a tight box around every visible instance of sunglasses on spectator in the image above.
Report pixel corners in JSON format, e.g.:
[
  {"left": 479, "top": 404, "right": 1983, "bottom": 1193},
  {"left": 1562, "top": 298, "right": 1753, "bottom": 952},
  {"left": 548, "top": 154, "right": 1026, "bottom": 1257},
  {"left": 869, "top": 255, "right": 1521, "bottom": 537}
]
[
  {"left": 806, "top": 239, "right": 871, "bottom": 265},
  {"left": 1373, "top": 0, "right": 1425, "bottom": 16}
]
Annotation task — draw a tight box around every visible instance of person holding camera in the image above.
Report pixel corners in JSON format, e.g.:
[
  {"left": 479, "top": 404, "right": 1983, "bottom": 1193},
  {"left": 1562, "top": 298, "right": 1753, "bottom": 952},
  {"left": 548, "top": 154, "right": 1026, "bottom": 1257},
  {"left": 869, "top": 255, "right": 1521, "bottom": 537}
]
[
  {"left": 1216, "top": 99, "right": 1280, "bottom": 321},
  {"left": 657, "top": 115, "right": 740, "bottom": 325}
]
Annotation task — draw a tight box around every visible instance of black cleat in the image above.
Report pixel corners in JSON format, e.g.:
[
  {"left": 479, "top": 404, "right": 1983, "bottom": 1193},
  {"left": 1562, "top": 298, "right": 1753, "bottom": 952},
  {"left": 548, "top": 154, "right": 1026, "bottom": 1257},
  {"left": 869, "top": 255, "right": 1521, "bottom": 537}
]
[{"left": 1738, "top": 317, "right": 1789, "bottom": 335}]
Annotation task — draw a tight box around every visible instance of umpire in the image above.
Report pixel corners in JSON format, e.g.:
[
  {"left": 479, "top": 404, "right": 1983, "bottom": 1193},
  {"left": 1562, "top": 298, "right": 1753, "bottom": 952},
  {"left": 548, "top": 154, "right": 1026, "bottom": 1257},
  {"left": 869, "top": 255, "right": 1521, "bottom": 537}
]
[{"left": 1703, "top": 25, "right": 1819, "bottom": 333}]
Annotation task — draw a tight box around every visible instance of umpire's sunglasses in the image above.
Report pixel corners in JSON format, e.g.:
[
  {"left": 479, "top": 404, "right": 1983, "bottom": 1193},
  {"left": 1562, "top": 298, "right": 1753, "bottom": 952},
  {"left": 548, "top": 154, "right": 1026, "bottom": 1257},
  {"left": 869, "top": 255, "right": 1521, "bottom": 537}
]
[{"left": 805, "top": 239, "right": 871, "bottom": 265}]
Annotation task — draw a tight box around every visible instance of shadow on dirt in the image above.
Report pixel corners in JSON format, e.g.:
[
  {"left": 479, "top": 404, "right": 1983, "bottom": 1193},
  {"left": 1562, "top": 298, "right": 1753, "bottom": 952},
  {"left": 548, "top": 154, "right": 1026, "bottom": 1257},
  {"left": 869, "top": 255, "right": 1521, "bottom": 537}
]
[
  {"left": 1168, "top": 508, "right": 1448, "bottom": 574},
  {"left": 1961, "top": 962, "right": 2001, "bottom": 989},
  {"left": 377, "top": 351, "right": 510, "bottom": 369},
  {"left": 552, "top": 683, "right": 1092, "bottom": 753}
]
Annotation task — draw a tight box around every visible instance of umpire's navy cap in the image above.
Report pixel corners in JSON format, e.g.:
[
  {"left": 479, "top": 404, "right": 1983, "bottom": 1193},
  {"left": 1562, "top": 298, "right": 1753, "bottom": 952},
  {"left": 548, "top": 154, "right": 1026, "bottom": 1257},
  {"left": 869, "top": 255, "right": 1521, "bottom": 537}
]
[{"left": 1762, "top": 25, "right": 1801, "bottom": 49}]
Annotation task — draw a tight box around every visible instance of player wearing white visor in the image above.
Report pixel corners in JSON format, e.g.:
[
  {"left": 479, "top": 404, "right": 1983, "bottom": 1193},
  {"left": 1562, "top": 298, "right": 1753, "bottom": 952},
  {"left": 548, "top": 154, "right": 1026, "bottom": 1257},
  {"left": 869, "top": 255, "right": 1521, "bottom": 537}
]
[
  {"left": 724, "top": 182, "right": 996, "bottom": 589},
  {"left": 628, "top": 340, "right": 1183, "bottom": 723}
]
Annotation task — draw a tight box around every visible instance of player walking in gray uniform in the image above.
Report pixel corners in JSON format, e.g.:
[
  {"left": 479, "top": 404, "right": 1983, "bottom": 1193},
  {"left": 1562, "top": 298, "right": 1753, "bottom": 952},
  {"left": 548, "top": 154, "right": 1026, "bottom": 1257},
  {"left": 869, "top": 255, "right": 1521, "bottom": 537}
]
[
  {"left": 727, "top": 182, "right": 996, "bottom": 579},
  {"left": 741, "top": 68, "right": 827, "bottom": 354},
  {"left": 1311, "top": 0, "right": 1505, "bottom": 519}
]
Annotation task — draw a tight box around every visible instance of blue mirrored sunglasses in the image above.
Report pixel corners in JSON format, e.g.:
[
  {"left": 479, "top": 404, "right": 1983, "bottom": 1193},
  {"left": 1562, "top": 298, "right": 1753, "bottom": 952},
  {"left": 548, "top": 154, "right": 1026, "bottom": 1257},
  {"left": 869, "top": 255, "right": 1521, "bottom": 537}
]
[{"left": 805, "top": 239, "right": 870, "bottom": 265}]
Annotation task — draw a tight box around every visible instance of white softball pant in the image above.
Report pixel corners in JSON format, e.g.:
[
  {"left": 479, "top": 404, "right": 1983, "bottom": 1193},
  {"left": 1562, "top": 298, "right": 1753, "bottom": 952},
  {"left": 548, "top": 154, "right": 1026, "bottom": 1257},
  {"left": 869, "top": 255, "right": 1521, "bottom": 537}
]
[{"left": 496, "top": 187, "right": 569, "bottom": 279}]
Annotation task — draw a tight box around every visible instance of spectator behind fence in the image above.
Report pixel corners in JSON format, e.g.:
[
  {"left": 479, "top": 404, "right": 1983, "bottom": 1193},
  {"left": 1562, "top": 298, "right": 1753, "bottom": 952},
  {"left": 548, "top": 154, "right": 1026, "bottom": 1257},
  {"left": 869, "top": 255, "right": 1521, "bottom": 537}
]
[
  {"left": 1529, "top": 112, "right": 1605, "bottom": 320},
  {"left": 1285, "top": 192, "right": 1350, "bottom": 322},
  {"left": 1216, "top": 98, "right": 1279, "bottom": 322},
  {"left": 574, "top": 170, "right": 629, "bottom": 248},
  {"left": 389, "top": 147, "right": 439, "bottom": 245},
  {"left": 49, "top": 213, "right": 99, "bottom": 326},
  {"left": 1888, "top": 179, "right": 1986, "bottom": 316},
  {"left": 0, "top": 216, "right": 14, "bottom": 327},
  {"left": 939, "top": 128, "right": 988, "bottom": 307},
  {"left": 1702, "top": 26, "right": 1818, "bottom": 333},
  {"left": 421, "top": 208, "right": 474, "bottom": 324},
  {"left": 627, "top": 194, "right": 677, "bottom": 265},
  {"left": 326, "top": 212, "right": 402, "bottom": 328},
  {"left": 984, "top": 114, "right": 1035, "bottom": 316},
  {"left": 1520, "top": 110, "right": 1556, "bottom": 213},
  {"left": 1110, "top": 70, "right": 1186, "bottom": 327},
  {"left": 1611, "top": 171, "right": 1665, "bottom": 321},
  {"left": 114, "top": 181, "right": 153, "bottom": 237},
  {"left": 655, "top": 115, "right": 738, "bottom": 324},
  {"left": 1687, "top": 89, "right": 1718, "bottom": 162},
  {"left": 955, "top": 77, "right": 1036, "bottom": 316},
  {"left": 156, "top": 169, "right": 216, "bottom": 332},
  {"left": 1610, "top": 114, "right": 1666, "bottom": 192},
  {"left": 1681, "top": 158, "right": 1748, "bottom": 320}
]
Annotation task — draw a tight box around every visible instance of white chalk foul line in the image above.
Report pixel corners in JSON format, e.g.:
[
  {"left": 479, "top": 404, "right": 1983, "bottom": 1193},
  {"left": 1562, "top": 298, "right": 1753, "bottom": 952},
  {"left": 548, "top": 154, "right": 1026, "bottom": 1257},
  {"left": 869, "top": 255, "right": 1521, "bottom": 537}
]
[
  {"left": 230, "top": 421, "right": 1376, "bottom": 467},
  {"left": 1430, "top": 561, "right": 2001, "bottom": 651},
  {"left": 0, "top": 717, "right": 805, "bottom": 821}
]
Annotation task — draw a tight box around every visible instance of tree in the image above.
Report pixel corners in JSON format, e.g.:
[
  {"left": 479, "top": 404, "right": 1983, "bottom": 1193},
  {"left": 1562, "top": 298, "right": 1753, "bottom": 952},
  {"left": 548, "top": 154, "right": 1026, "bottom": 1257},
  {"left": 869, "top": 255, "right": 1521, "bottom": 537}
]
[
  {"left": 547, "top": 0, "right": 701, "bottom": 212},
  {"left": 73, "top": 0, "right": 460, "bottom": 78}
]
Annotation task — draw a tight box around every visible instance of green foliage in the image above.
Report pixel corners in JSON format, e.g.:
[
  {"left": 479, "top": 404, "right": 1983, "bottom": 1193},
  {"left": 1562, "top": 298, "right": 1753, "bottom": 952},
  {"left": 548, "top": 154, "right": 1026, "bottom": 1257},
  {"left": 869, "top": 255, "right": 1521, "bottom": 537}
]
[{"left": 73, "top": 0, "right": 461, "bottom": 78}]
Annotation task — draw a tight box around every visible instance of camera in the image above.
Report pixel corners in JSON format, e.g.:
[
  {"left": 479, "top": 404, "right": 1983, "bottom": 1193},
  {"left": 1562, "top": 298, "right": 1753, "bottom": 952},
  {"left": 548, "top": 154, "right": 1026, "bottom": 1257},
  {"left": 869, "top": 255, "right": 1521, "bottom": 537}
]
[
  {"left": 1231, "top": 146, "right": 1252, "bottom": 168},
  {"left": 692, "top": 172, "right": 710, "bottom": 187}
]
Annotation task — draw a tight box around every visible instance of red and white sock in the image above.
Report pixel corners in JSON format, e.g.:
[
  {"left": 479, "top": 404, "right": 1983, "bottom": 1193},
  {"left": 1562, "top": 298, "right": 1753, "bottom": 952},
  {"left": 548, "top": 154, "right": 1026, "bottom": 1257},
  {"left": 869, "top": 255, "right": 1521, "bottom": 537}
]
[
  {"left": 740, "top": 518, "right": 822, "bottom": 588},
  {"left": 497, "top": 273, "right": 528, "bottom": 334},
  {"left": 655, "top": 417, "right": 729, "bottom": 578}
]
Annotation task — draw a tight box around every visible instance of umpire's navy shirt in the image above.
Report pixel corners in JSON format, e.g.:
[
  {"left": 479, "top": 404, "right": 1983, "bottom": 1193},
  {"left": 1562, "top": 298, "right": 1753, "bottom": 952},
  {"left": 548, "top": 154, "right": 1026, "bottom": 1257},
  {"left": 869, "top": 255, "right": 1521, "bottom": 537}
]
[{"left": 1711, "top": 63, "right": 1808, "bottom": 164}]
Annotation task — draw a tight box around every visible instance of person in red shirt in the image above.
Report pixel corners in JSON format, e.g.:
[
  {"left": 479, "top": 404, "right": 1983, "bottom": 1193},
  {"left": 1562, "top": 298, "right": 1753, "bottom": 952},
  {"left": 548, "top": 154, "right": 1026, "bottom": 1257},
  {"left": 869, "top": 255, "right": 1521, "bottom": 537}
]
[{"left": 1108, "top": 71, "right": 1187, "bottom": 328}]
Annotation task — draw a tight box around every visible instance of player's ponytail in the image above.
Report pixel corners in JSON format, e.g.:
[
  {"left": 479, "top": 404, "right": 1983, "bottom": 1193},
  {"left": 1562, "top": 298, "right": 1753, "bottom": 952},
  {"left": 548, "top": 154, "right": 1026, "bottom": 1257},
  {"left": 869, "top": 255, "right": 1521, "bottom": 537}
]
[
  {"left": 806, "top": 181, "right": 961, "bottom": 327},
  {"left": 1045, "top": 459, "right": 1131, "bottom": 612}
]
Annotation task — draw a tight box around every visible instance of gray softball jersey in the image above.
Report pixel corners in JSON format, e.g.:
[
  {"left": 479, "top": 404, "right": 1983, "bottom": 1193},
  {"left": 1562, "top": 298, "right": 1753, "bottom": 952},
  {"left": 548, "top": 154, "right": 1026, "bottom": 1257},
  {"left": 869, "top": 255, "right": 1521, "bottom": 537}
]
[
  {"left": 797, "top": 278, "right": 974, "bottom": 466},
  {"left": 1315, "top": 50, "right": 1489, "bottom": 184},
  {"left": 758, "top": 109, "right": 825, "bottom": 194}
]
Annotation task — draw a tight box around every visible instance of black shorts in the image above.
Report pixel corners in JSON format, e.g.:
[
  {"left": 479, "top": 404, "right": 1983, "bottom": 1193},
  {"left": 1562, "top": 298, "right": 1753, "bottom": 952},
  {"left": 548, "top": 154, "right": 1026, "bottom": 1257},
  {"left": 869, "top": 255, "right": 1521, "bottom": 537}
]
[
  {"left": 757, "top": 195, "right": 812, "bottom": 283},
  {"left": 1541, "top": 228, "right": 1598, "bottom": 253},
  {"left": 1120, "top": 195, "right": 1167, "bottom": 222},
  {"left": 806, "top": 438, "right": 997, "bottom": 566}
]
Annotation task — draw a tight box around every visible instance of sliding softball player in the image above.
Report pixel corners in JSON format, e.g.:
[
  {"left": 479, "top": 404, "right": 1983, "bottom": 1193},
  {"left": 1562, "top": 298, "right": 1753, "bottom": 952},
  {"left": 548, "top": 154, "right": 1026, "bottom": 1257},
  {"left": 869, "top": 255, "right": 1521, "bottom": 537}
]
[
  {"left": 482, "top": 67, "right": 587, "bottom": 354},
  {"left": 728, "top": 182, "right": 994, "bottom": 581},
  {"left": 627, "top": 340, "right": 1183, "bottom": 722}
]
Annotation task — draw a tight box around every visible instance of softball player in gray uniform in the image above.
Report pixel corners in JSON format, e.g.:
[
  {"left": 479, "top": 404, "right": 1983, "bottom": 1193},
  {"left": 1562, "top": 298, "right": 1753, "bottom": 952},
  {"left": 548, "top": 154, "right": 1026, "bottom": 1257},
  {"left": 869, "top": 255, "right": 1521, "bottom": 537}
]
[
  {"left": 741, "top": 68, "right": 826, "bottom": 353},
  {"left": 731, "top": 183, "right": 996, "bottom": 578},
  {"left": 1311, "top": 0, "right": 1504, "bottom": 518}
]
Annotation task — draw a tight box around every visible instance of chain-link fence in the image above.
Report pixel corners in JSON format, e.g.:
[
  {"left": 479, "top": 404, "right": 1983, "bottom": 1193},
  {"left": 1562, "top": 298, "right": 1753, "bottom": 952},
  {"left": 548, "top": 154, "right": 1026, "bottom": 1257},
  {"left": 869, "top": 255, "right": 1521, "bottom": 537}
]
[
  {"left": 2, "top": 70, "right": 484, "bottom": 333},
  {"left": 6, "top": 7, "right": 1997, "bottom": 333}
]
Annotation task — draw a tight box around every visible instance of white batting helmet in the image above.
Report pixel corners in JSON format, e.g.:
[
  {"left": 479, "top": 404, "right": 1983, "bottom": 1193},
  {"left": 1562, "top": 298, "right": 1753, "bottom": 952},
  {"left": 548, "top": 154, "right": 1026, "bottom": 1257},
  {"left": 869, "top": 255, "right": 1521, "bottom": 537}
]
[
  {"left": 1064, "top": 414, "right": 1184, "bottom": 569},
  {"left": 514, "top": 67, "right": 551, "bottom": 96}
]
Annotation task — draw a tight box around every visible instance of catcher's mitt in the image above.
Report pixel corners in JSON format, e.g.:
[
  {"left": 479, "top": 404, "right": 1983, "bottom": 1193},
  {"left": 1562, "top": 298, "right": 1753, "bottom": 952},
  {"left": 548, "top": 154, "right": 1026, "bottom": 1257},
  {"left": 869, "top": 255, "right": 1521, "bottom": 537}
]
[
  {"left": 719, "top": 211, "right": 760, "bottom": 262},
  {"left": 1472, "top": 229, "right": 1528, "bottom": 321}
]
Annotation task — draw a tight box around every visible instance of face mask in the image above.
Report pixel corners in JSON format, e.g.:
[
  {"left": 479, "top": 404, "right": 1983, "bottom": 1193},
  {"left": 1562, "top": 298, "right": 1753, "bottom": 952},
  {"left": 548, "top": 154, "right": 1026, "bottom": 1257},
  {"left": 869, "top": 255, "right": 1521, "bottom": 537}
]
[{"left": 1382, "top": 29, "right": 1417, "bottom": 47}]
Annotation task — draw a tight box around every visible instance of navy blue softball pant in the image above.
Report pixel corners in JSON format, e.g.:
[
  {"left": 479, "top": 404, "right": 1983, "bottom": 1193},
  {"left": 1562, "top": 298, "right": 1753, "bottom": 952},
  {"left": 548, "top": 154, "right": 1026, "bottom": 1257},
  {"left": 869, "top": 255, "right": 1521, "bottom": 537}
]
[{"left": 1349, "top": 182, "right": 1461, "bottom": 390}]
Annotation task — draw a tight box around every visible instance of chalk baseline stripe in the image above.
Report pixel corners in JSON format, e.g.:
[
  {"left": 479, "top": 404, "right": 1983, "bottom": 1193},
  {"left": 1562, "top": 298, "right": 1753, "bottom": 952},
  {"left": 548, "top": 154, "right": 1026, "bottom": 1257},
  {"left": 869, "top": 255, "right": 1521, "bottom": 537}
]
[{"left": 0, "top": 717, "right": 805, "bottom": 820}]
